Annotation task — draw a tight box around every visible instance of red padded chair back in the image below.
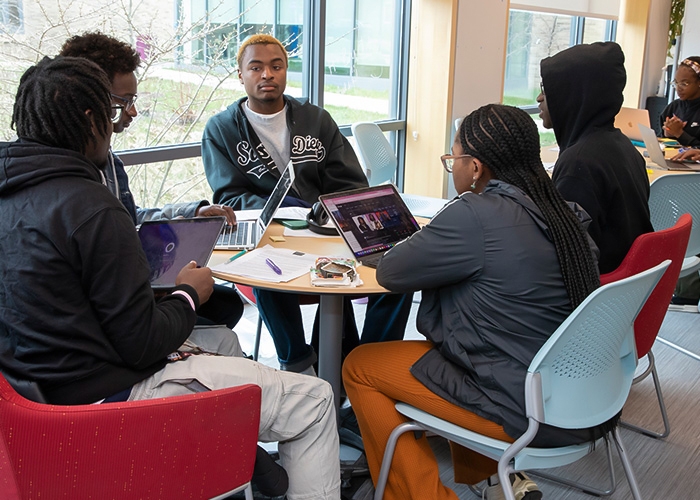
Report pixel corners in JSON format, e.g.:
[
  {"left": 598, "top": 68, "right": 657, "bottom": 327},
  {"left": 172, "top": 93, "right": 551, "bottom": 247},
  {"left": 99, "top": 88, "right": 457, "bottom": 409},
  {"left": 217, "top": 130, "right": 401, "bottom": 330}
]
[
  {"left": 600, "top": 214, "right": 692, "bottom": 357},
  {"left": 0, "top": 374, "right": 261, "bottom": 499}
]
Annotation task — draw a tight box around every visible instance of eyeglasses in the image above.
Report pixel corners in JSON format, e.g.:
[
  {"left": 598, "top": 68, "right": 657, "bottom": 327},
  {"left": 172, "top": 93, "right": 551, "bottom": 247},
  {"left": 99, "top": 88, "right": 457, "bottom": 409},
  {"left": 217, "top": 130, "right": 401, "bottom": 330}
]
[
  {"left": 540, "top": 81, "right": 545, "bottom": 94},
  {"left": 110, "top": 104, "right": 125, "bottom": 123},
  {"left": 440, "top": 154, "right": 472, "bottom": 173},
  {"left": 111, "top": 93, "right": 138, "bottom": 111}
]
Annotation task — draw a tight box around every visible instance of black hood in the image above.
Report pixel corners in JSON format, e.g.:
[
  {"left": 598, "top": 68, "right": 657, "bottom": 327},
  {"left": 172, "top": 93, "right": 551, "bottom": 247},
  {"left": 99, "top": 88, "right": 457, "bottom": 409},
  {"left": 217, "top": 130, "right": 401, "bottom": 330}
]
[
  {"left": 541, "top": 42, "right": 626, "bottom": 151},
  {"left": 0, "top": 139, "right": 102, "bottom": 196}
]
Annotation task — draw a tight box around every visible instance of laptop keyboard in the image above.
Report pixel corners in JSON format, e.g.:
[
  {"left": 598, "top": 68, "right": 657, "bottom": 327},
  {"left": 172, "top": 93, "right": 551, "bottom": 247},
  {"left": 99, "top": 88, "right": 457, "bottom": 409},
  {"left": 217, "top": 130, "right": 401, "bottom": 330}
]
[
  {"left": 360, "top": 252, "right": 383, "bottom": 268},
  {"left": 217, "top": 221, "right": 253, "bottom": 248}
]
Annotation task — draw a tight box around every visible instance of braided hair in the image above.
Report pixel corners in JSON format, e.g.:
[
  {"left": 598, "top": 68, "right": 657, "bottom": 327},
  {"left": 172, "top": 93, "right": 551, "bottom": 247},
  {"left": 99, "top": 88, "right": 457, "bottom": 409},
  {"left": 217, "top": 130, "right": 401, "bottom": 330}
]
[
  {"left": 11, "top": 56, "right": 112, "bottom": 155},
  {"left": 59, "top": 32, "right": 141, "bottom": 82},
  {"left": 458, "top": 104, "right": 599, "bottom": 307}
]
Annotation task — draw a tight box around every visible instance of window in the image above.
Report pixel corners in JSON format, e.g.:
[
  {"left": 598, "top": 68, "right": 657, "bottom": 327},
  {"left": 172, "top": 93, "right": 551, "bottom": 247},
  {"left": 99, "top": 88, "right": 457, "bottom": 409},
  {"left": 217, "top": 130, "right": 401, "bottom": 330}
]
[
  {"left": 504, "top": 9, "right": 616, "bottom": 145},
  {"left": 0, "top": 0, "right": 410, "bottom": 204},
  {"left": 0, "top": 0, "right": 22, "bottom": 34}
]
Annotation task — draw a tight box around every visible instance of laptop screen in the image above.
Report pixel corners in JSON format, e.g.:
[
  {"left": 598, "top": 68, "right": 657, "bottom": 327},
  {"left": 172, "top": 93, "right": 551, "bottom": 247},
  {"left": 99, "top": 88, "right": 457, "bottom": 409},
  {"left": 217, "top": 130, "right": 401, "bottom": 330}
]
[
  {"left": 138, "top": 217, "right": 225, "bottom": 288},
  {"left": 320, "top": 185, "right": 420, "bottom": 257}
]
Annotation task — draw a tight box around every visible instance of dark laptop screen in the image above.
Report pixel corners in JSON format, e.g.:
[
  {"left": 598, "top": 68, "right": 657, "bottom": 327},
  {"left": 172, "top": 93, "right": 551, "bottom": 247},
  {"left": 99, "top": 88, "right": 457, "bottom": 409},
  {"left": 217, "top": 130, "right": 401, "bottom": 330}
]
[{"left": 321, "top": 185, "right": 419, "bottom": 257}]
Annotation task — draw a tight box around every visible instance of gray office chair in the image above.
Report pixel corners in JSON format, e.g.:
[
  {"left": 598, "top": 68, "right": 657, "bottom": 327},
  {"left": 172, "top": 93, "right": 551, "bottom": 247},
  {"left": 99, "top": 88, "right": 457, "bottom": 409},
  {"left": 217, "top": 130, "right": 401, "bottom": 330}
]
[{"left": 351, "top": 122, "right": 448, "bottom": 218}]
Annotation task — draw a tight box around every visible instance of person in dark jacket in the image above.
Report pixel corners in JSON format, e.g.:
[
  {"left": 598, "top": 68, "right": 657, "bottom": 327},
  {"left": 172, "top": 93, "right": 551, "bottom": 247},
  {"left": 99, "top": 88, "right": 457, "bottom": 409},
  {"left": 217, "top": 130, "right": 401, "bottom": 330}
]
[
  {"left": 661, "top": 56, "right": 700, "bottom": 147},
  {"left": 343, "top": 105, "right": 603, "bottom": 500},
  {"left": 59, "top": 32, "right": 243, "bottom": 330},
  {"left": 537, "top": 41, "right": 653, "bottom": 274},
  {"left": 202, "top": 34, "right": 412, "bottom": 374},
  {"left": 0, "top": 55, "right": 341, "bottom": 500}
]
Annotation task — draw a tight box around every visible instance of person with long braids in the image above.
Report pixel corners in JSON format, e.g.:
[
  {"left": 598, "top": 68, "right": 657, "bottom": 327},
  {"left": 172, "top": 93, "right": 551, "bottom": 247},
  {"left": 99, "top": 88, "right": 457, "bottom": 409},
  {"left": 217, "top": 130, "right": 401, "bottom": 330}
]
[{"left": 343, "top": 104, "right": 607, "bottom": 500}]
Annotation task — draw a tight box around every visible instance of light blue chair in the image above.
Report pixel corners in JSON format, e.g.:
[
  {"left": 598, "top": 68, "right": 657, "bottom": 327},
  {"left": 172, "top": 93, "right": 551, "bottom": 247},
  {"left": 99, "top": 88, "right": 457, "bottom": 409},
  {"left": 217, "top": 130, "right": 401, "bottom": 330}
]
[
  {"left": 351, "top": 122, "right": 449, "bottom": 218},
  {"left": 648, "top": 173, "right": 700, "bottom": 285},
  {"left": 373, "top": 260, "right": 671, "bottom": 500}
]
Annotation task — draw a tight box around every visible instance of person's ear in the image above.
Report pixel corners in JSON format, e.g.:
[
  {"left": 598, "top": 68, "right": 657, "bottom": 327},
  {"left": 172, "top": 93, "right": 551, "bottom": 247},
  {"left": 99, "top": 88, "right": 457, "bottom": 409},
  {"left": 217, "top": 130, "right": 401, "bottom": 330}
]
[
  {"left": 472, "top": 157, "right": 484, "bottom": 176},
  {"left": 238, "top": 68, "right": 243, "bottom": 83}
]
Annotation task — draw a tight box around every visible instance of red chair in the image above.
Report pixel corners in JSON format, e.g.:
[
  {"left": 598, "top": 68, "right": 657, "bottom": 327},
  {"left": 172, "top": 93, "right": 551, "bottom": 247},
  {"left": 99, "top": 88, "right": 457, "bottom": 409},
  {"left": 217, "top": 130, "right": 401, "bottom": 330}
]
[
  {"left": 0, "top": 374, "right": 261, "bottom": 499},
  {"left": 599, "top": 213, "right": 692, "bottom": 438}
]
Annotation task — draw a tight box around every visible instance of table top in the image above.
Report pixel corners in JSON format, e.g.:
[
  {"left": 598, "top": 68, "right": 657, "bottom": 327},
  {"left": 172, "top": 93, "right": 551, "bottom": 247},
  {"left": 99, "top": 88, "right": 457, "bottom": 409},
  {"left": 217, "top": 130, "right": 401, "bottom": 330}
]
[{"left": 209, "top": 221, "right": 387, "bottom": 296}]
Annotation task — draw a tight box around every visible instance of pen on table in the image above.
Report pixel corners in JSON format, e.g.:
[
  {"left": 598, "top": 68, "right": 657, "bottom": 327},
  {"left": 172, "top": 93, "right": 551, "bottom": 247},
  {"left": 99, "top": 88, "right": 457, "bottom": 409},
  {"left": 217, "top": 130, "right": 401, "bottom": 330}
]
[
  {"left": 227, "top": 250, "right": 247, "bottom": 262},
  {"left": 265, "top": 258, "right": 283, "bottom": 275}
]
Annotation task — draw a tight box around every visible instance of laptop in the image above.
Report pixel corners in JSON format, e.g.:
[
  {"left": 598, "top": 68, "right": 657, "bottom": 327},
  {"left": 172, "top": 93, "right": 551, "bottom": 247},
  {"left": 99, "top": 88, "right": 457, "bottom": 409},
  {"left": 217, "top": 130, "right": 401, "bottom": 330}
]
[
  {"left": 638, "top": 123, "right": 700, "bottom": 171},
  {"left": 138, "top": 216, "right": 226, "bottom": 289},
  {"left": 615, "top": 107, "right": 651, "bottom": 142},
  {"left": 319, "top": 184, "right": 420, "bottom": 268},
  {"left": 216, "top": 162, "right": 296, "bottom": 250}
]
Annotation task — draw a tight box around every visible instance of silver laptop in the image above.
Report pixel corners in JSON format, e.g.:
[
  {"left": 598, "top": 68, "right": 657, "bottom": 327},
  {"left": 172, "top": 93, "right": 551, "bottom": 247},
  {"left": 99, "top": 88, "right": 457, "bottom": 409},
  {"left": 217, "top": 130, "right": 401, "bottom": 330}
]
[
  {"left": 216, "top": 162, "right": 296, "bottom": 250},
  {"left": 638, "top": 124, "right": 700, "bottom": 171},
  {"left": 614, "top": 107, "right": 651, "bottom": 142},
  {"left": 319, "top": 184, "right": 420, "bottom": 268},
  {"left": 139, "top": 217, "right": 226, "bottom": 290}
]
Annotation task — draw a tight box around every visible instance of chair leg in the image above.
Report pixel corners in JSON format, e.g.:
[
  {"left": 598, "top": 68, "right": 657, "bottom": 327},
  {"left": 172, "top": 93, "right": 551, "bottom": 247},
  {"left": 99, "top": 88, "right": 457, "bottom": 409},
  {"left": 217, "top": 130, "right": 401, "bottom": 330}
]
[
  {"left": 611, "top": 427, "right": 643, "bottom": 500},
  {"left": 620, "top": 351, "right": 671, "bottom": 438},
  {"left": 252, "top": 316, "right": 263, "bottom": 361},
  {"left": 373, "top": 422, "right": 425, "bottom": 500},
  {"left": 528, "top": 434, "right": 617, "bottom": 497},
  {"left": 244, "top": 483, "right": 254, "bottom": 500}
]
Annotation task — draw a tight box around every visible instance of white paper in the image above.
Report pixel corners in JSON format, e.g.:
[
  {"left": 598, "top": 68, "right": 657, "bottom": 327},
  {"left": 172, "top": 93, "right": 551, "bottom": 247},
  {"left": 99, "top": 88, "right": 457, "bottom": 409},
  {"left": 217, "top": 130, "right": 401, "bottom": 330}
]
[
  {"left": 235, "top": 206, "right": 310, "bottom": 222},
  {"left": 211, "top": 245, "right": 318, "bottom": 283}
]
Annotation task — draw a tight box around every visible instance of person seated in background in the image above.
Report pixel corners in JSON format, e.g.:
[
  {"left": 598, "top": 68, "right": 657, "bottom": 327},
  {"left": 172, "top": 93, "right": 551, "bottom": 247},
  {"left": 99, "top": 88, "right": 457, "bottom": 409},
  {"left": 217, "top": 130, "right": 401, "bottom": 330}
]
[
  {"left": 59, "top": 32, "right": 243, "bottom": 330},
  {"left": 201, "top": 34, "right": 412, "bottom": 375},
  {"left": 537, "top": 41, "right": 653, "bottom": 274},
  {"left": 660, "top": 57, "right": 700, "bottom": 147},
  {"left": 0, "top": 55, "right": 340, "bottom": 500},
  {"left": 343, "top": 104, "right": 606, "bottom": 500}
]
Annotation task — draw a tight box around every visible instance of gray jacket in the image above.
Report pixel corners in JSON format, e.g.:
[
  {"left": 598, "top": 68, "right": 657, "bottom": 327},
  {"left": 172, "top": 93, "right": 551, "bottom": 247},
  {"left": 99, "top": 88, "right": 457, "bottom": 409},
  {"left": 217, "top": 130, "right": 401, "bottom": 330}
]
[{"left": 377, "top": 180, "right": 604, "bottom": 446}]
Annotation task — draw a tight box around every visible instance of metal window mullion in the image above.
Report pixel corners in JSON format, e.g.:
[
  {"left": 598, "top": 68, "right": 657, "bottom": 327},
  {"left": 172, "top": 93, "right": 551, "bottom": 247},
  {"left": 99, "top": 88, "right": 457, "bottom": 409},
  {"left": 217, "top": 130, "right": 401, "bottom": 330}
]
[{"left": 303, "top": 0, "right": 326, "bottom": 107}]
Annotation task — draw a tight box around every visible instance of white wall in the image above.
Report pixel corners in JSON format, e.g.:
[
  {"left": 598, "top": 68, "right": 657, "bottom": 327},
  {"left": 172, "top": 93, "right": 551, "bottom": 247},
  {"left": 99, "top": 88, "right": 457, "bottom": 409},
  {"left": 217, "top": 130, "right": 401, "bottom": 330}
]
[{"left": 680, "top": 0, "right": 700, "bottom": 59}]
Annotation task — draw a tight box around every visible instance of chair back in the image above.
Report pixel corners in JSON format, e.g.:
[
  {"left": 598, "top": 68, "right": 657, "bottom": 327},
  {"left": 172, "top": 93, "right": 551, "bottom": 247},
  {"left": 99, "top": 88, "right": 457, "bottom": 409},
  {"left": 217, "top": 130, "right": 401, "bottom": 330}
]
[
  {"left": 649, "top": 173, "right": 700, "bottom": 258},
  {"left": 0, "top": 374, "right": 261, "bottom": 498},
  {"left": 525, "top": 260, "right": 670, "bottom": 430},
  {"left": 600, "top": 214, "right": 691, "bottom": 357},
  {"left": 351, "top": 122, "right": 397, "bottom": 185}
]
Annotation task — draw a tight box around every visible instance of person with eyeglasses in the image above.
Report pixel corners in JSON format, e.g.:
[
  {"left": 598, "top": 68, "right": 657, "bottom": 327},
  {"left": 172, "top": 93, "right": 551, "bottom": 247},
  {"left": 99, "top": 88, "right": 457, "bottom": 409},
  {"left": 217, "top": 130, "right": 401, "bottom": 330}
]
[
  {"left": 536, "top": 41, "right": 652, "bottom": 275},
  {"left": 58, "top": 33, "right": 246, "bottom": 333},
  {"left": 343, "top": 104, "right": 607, "bottom": 500},
  {"left": 660, "top": 57, "right": 700, "bottom": 147}
]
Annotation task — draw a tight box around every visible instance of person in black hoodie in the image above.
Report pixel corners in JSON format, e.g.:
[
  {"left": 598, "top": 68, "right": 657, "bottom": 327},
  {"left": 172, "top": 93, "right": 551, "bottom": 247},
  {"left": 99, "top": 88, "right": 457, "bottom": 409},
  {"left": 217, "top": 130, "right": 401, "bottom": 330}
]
[
  {"left": 537, "top": 42, "right": 653, "bottom": 274},
  {"left": 0, "top": 56, "right": 341, "bottom": 500},
  {"left": 661, "top": 57, "right": 700, "bottom": 147}
]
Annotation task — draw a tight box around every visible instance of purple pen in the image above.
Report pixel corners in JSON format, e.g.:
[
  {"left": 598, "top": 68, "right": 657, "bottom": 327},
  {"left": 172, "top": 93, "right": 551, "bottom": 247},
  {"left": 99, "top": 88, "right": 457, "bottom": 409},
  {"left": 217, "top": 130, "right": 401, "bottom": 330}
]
[{"left": 265, "top": 258, "right": 283, "bottom": 275}]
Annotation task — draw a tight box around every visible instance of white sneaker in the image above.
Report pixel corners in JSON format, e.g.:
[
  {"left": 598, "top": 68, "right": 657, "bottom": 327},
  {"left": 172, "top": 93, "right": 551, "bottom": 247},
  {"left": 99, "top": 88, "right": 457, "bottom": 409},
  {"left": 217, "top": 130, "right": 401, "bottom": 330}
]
[{"left": 482, "top": 473, "right": 542, "bottom": 500}]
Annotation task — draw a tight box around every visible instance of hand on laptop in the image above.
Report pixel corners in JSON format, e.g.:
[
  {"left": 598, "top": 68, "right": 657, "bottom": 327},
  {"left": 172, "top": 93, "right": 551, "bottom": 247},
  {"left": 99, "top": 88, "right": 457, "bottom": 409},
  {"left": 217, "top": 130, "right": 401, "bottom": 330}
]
[
  {"left": 672, "top": 148, "right": 700, "bottom": 162},
  {"left": 176, "top": 261, "right": 214, "bottom": 304},
  {"left": 196, "top": 204, "right": 237, "bottom": 226}
]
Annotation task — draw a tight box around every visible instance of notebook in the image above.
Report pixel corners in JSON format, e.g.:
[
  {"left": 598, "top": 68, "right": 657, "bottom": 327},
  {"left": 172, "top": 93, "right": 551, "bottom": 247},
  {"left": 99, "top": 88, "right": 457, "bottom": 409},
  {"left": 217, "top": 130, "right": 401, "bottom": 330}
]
[
  {"left": 138, "top": 216, "right": 226, "bottom": 289},
  {"left": 216, "top": 162, "right": 296, "bottom": 250},
  {"left": 614, "top": 107, "right": 651, "bottom": 142},
  {"left": 638, "top": 124, "right": 700, "bottom": 171},
  {"left": 319, "top": 184, "right": 420, "bottom": 268}
]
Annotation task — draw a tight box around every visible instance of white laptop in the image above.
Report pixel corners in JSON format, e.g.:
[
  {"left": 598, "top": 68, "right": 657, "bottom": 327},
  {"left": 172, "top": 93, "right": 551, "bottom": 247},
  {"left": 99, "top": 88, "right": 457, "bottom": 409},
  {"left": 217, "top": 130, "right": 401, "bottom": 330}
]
[
  {"left": 319, "top": 184, "right": 420, "bottom": 268},
  {"left": 216, "top": 162, "right": 296, "bottom": 250},
  {"left": 638, "top": 124, "right": 700, "bottom": 171},
  {"left": 614, "top": 107, "right": 651, "bottom": 142}
]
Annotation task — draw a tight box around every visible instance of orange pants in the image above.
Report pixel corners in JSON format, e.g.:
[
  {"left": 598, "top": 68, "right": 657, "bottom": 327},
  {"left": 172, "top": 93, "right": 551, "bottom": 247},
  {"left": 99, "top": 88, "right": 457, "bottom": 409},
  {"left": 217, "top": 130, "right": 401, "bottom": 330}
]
[{"left": 342, "top": 340, "right": 514, "bottom": 500}]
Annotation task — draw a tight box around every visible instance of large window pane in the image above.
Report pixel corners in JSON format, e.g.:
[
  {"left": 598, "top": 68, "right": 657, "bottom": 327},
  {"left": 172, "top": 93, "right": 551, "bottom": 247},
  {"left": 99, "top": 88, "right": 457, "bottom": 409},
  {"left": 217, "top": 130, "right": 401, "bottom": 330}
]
[{"left": 323, "top": 0, "right": 397, "bottom": 125}]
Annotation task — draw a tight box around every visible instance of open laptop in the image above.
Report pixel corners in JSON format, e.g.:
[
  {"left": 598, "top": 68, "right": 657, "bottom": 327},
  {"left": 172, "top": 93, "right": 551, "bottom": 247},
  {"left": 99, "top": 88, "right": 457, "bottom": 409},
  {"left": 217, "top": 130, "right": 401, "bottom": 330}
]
[
  {"left": 216, "top": 162, "right": 296, "bottom": 250},
  {"left": 319, "top": 184, "right": 420, "bottom": 268},
  {"left": 138, "top": 216, "right": 226, "bottom": 290},
  {"left": 614, "top": 107, "right": 651, "bottom": 142},
  {"left": 638, "top": 123, "right": 700, "bottom": 171}
]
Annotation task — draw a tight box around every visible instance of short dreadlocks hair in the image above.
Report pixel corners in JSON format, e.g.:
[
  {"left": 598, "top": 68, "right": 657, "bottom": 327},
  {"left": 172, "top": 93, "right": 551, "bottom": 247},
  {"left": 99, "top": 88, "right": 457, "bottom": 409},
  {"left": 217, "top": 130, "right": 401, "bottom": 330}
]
[
  {"left": 236, "top": 34, "right": 288, "bottom": 68},
  {"left": 458, "top": 104, "right": 600, "bottom": 308},
  {"left": 12, "top": 56, "right": 112, "bottom": 155},
  {"left": 59, "top": 32, "right": 140, "bottom": 82}
]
